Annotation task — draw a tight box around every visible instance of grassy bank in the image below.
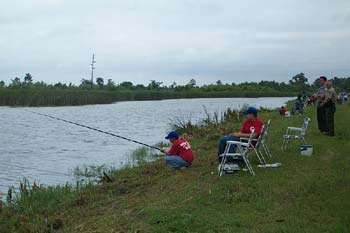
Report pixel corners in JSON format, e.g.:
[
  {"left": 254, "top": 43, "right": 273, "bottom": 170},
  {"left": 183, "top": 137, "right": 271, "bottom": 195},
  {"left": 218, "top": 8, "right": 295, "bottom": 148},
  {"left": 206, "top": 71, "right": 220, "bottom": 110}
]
[
  {"left": 0, "top": 88, "right": 296, "bottom": 107},
  {"left": 1, "top": 104, "right": 350, "bottom": 233}
]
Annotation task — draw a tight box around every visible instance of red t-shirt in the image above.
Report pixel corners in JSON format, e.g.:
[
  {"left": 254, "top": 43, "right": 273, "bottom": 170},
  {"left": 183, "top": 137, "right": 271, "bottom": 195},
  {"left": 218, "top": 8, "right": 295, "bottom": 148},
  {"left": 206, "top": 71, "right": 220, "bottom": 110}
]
[
  {"left": 167, "top": 138, "right": 194, "bottom": 163},
  {"left": 240, "top": 118, "right": 264, "bottom": 136}
]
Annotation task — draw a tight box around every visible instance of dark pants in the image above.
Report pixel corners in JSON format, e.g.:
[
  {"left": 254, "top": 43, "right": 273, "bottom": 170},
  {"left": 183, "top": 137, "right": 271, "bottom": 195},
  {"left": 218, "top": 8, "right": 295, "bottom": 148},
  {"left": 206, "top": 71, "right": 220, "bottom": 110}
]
[
  {"left": 324, "top": 103, "right": 336, "bottom": 136},
  {"left": 317, "top": 106, "right": 326, "bottom": 132},
  {"left": 218, "top": 135, "right": 240, "bottom": 163}
]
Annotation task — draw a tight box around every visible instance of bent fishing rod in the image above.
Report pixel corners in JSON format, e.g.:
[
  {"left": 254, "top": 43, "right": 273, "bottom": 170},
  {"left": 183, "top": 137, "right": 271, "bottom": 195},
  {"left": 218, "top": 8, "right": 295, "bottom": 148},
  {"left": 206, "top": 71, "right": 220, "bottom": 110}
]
[{"left": 26, "top": 110, "right": 161, "bottom": 151}]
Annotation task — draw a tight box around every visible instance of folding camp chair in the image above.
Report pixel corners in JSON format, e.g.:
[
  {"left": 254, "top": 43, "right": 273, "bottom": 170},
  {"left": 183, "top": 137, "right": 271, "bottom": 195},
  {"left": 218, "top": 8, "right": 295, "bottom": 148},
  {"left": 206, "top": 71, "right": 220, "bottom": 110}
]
[
  {"left": 282, "top": 117, "right": 311, "bottom": 150},
  {"left": 218, "top": 129, "right": 256, "bottom": 176},
  {"left": 240, "top": 126, "right": 266, "bottom": 165},
  {"left": 238, "top": 119, "right": 273, "bottom": 164}
]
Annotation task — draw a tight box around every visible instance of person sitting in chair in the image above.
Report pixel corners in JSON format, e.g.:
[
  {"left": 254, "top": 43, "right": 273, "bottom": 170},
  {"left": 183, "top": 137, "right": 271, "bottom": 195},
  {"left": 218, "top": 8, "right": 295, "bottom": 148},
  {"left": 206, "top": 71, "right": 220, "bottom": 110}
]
[{"left": 217, "top": 107, "right": 264, "bottom": 163}]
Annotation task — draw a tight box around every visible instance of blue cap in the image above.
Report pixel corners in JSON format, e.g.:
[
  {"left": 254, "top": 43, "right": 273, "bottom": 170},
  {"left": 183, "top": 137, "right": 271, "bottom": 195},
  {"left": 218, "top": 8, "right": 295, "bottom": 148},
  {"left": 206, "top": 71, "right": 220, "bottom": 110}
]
[
  {"left": 165, "top": 131, "right": 179, "bottom": 140},
  {"left": 246, "top": 107, "right": 258, "bottom": 117}
]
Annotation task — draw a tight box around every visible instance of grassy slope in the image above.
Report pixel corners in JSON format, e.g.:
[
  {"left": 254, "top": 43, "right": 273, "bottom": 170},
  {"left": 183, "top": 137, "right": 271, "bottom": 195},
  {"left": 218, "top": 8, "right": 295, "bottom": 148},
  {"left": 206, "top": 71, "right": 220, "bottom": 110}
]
[{"left": 1, "top": 105, "right": 350, "bottom": 233}]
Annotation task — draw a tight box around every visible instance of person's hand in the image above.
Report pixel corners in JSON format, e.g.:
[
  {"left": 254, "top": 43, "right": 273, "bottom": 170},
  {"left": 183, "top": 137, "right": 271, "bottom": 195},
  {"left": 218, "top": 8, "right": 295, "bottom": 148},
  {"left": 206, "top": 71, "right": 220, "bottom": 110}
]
[{"left": 160, "top": 148, "right": 167, "bottom": 154}]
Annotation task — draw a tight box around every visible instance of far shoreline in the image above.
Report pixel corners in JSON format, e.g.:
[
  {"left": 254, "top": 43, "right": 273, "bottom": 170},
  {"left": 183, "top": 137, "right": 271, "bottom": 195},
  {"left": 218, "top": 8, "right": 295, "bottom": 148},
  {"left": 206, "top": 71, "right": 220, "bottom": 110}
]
[{"left": 0, "top": 95, "right": 296, "bottom": 108}]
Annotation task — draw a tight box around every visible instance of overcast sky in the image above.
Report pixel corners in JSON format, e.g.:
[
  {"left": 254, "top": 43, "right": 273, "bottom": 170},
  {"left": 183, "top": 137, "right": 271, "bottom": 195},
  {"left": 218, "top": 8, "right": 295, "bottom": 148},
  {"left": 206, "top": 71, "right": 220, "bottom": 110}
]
[{"left": 1, "top": 0, "right": 349, "bottom": 85}]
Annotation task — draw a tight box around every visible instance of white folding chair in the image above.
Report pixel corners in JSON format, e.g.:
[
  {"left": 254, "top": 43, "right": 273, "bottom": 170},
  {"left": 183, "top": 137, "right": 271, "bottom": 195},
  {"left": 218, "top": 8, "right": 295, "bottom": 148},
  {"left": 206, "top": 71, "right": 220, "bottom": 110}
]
[
  {"left": 218, "top": 129, "right": 256, "bottom": 176},
  {"left": 282, "top": 117, "right": 311, "bottom": 150},
  {"left": 239, "top": 119, "right": 273, "bottom": 165},
  {"left": 240, "top": 126, "right": 266, "bottom": 165}
]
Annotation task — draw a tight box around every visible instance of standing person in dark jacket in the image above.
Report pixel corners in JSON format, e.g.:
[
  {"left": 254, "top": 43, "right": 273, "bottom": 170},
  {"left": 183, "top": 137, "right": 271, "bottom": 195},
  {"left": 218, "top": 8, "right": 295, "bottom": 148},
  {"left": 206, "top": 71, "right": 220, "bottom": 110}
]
[
  {"left": 292, "top": 95, "right": 304, "bottom": 115},
  {"left": 323, "top": 80, "right": 337, "bottom": 136},
  {"left": 315, "top": 76, "right": 327, "bottom": 133}
]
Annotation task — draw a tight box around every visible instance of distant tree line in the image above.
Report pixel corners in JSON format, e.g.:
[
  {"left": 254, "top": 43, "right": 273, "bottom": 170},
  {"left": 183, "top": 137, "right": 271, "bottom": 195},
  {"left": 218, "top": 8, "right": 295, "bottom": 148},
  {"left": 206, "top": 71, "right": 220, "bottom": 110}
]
[{"left": 0, "top": 73, "right": 349, "bottom": 106}]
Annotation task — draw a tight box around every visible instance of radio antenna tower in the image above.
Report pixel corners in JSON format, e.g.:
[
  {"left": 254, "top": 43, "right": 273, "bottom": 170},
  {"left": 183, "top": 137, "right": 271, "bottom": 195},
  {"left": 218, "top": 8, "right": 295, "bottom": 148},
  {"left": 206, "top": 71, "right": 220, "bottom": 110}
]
[{"left": 90, "top": 53, "right": 96, "bottom": 88}]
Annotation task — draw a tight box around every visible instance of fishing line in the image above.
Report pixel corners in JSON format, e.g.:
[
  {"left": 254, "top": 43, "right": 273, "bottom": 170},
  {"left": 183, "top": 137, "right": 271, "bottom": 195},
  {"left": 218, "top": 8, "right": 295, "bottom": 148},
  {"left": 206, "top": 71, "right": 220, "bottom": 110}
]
[{"left": 26, "top": 110, "right": 162, "bottom": 151}]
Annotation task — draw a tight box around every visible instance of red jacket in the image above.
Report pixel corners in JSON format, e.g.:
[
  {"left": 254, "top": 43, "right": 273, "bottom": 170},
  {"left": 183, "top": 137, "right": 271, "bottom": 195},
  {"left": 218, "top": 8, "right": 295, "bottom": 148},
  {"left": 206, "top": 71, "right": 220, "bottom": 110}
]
[
  {"left": 240, "top": 118, "right": 264, "bottom": 136},
  {"left": 167, "top": 138, "right": 194, "bottom": 163}
]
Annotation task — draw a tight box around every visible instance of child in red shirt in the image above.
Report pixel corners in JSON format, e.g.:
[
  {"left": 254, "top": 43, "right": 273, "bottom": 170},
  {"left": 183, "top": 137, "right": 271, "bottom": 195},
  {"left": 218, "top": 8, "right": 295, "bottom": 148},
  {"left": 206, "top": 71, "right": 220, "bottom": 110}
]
[{"left": 161, "top": 131, "right": 194, "bottom": 169}]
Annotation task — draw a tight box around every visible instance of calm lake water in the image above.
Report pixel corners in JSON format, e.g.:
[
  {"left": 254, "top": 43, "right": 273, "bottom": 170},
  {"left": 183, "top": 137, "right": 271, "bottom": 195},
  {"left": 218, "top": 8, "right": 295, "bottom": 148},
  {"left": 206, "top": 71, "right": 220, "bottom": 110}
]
[{"left": 0, "top": 97, "right": 293, "bottom": 194}]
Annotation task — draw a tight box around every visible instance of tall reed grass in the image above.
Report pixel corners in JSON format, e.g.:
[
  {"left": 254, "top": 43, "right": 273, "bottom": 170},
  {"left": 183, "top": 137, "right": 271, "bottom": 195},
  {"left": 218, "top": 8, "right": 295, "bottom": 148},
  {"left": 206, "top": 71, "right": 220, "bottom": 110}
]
[{"left": 0, "top": 88, "right": 295, "bottom": 106}]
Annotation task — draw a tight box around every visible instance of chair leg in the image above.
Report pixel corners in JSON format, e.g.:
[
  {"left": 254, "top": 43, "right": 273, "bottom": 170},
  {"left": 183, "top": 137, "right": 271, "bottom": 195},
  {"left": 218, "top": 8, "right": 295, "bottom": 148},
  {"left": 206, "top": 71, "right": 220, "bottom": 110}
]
[
  {"left": 263, "top": 143, "right": 272, "bottom": 158},
  {"left": 243, "top": 155, "right": 255, "bottom": 176},
  {"left": 286, "top": 138, "right": 291, "bottom": 150},
  {"left": 254, "top": 147, "right": 266, "bottom": 164},
  {"left": 259, "top": 149, "right": 267, "bottom": 163},
  {"left": 282, "top": 138, "right": 287, "bottom": 151},
  {"left": 253, "top": 147, "right": 263, "bottom": 164},
  {"left": 219, "top": 155, "right": 226, "bottom": 177},
  {"left": 219, "top": 144, "right": 231, "bottom": 176},
  {"left": 238, "top": 145, "right": 255, "bottom": 176}
]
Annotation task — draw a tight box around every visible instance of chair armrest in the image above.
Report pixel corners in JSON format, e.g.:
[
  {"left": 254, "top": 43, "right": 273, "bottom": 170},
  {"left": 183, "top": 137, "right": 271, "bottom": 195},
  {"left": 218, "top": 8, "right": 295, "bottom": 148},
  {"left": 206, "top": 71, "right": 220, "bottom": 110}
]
[
  {"left": 227, "top": 141, "right": 249, "bottom": 147},
  {"left": 240, "top": 137, "right": 257, "bottom": 141},
  {"left": 287, "top": 127, "right": 303, "bottom": 131}
]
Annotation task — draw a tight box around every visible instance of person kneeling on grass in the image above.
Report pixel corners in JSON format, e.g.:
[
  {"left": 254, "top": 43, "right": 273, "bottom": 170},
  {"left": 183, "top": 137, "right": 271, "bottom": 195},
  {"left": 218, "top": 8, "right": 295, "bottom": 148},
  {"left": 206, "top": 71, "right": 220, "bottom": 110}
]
[
  {"left": 161, "top": 131, "right": 194, "bottom": 169},
  {"left": 217, "top": 107, "right": 264, "bottom": 166}
]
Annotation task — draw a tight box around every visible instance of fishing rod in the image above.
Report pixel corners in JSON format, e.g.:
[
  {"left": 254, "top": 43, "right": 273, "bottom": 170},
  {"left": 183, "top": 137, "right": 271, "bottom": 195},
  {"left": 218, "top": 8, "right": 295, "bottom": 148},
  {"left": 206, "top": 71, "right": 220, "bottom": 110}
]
[{"left": 26, "top": 110, "right": 162, "bottom": 151}]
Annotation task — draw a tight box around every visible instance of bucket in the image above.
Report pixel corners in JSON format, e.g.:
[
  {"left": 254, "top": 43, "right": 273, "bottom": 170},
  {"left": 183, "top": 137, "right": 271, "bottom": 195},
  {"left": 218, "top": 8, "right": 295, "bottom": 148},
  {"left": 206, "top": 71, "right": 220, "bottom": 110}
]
[{"left": 300, "top": 145, "right": 313, "bottom": 156}]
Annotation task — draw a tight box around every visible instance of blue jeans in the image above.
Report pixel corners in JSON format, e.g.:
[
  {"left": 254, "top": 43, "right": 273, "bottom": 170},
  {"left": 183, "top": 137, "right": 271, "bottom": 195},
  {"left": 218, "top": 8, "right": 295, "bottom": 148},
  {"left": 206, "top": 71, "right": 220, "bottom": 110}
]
[
  {"left": 165, "top": 155, "right": 189, "bottom": 169},
  {"left": 218, "top": 135, "right": 240, "bottom": 162}
]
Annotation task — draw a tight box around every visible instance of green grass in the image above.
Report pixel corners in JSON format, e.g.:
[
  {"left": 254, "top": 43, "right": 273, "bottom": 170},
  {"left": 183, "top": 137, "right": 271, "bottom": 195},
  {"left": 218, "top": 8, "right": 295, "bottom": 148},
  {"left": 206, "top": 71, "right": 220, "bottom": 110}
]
[{"left": 1, "top": 105, "right": 350, "bottom": 233}]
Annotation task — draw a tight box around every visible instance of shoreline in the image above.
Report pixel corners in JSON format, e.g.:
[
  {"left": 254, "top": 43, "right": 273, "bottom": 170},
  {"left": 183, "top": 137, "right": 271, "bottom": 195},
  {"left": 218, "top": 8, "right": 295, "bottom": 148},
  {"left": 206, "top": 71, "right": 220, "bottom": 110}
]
[
  {"left": 0, "top": 89, "right": 296, "bottom": 107},
  {"left": 0, "top": 96, "right": 295, "bottom": 108}
]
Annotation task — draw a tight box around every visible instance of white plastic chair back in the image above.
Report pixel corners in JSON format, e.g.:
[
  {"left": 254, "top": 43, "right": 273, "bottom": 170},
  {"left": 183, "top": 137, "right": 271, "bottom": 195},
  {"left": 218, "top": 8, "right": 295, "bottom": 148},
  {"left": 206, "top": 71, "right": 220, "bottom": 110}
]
[
  {"left": 301, "top": 117, "right": 311, "bottom": 136},
  {"left": 261, "top": 120, "right": 271, "bottom": 144},
  {"left": 260, "top": 119, "right": 273, "bottom": 158},
  {"left": 254, "top": 125, "right": 265, "bottom": 149}
]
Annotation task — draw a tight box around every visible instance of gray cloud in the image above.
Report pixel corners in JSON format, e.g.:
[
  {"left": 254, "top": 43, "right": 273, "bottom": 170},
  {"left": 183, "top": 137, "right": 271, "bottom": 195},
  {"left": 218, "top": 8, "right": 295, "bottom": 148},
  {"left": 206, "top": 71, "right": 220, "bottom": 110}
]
[{"left": 1, "top": 0, "right": 349, "bottom": 85}]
